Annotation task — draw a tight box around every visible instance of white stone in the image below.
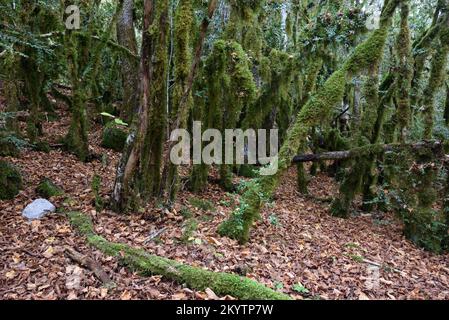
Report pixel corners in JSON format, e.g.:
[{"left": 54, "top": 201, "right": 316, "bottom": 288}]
[{"left": 22, "top": 199, "right": 56, "bottom": 220}]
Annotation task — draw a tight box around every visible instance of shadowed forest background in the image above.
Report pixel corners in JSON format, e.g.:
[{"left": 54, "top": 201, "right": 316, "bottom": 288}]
[{"left": 1, "top": 0, "right": 449, "bottom": 300}]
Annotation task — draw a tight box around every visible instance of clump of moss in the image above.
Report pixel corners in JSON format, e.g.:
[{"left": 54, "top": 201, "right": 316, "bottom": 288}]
[
  {"left": 0, "top": 132, "right": 29, "bottom": 157},
  {"left": 0, "top": 160, "right": 23, "bottom": 200},
  {"left": 0, "top": 136, "right": 20, "bottom": 157},
  {"left": 91, "top": 174, "right": 104, "bottom": 212},
  {"left": 67, "top": 212, "right": 291, "bottom": 300},
  {"left": 36, "top": 178, "right": 64, "bottom": 198},
  {"left": 101, "top": 125, "right": 128, "bottom": 152},
  {"left": 33, "top": 140, "right": 51, "bottom": 153},
  {"left": 189, "top": 197, "right": 215, "bottom": 212},
  {"left": 237, "top": 164, "right": 259, "bottom": 178},
  {"left": 181, "top": 218, "right": 199, "bottom": 243}
]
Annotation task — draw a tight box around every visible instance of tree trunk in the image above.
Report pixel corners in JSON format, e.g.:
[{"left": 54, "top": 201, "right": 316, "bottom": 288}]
[
  {"left": 161, "top": 0, "right": 218, "bottom": 202},
  {"left": 218, "top": 0, "right": 402, "bottom": 243},
  {"left": 117, "top": 0, "right": 139, "bottom": 123}
]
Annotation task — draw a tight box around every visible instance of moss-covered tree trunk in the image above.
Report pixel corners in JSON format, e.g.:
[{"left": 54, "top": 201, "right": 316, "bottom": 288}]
[
  {"left": 444, "top": 83, "right": 449, "bottom": 126},
  {"left": 295, "top": 58, "right": 323, "bottom": 194},
  {"left": 117, "top": 0, "right": 139, "bottom": 123},
  {"left": 161, "top": 0, "right": 218, "bottom": 203},
  {"left": 396, "top": 0, "right": 413, "bottom": 143},
  {"left": 422, "top": 26, "right": 449, "bottom": 139},
  {"left": 218, "top": 0, "right": 401, "bottom": 243},
  {"left": 410, "top": 0, "right": 448, "bottom": 111},
  {"left": 112, "top": 0, "right": 169, "bottom": 212}
]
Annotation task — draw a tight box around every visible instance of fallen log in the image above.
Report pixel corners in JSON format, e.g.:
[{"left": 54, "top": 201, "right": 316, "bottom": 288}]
[
  {"left": 292, "top": 141, "right": 445, "bottom": 163},
  {"left": 64, "top": 246, "right": 115, "bottom": 288},
  {"left": 67, "top": 212, "right": 291, "bottom": 300}
]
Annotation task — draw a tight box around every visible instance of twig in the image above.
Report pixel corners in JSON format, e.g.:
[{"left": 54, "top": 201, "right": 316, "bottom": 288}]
[
  {"left": 363, "top": 258, "right": 403, "bottom": 274},
  {"left": 64, "top": 246, "right": 115, "bottom": 288},
  {"left": 144, "top": 227, "right": 168, "bottom": 244}
]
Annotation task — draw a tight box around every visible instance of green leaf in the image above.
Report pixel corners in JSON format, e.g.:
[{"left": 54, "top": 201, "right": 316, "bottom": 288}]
[
  {"left": 292, "top": 283, "right": 309, "bottom": 294},
  {"left": 100, "top": 112, "right": 115, "bottom": 118},
  {"left": 114, "top": 118, "right": 129, "bottom": 126}
]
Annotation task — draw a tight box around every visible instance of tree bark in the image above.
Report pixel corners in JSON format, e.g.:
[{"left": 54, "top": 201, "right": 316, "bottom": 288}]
[
  {"left": 112, "top": 0, "right": 154, "bottom": 212},
  {"left": 292, "top": 141, "right": 445, "bottom": 163},
  {"left": 117, "top": 0, "right": 139, "bottom": 123}
]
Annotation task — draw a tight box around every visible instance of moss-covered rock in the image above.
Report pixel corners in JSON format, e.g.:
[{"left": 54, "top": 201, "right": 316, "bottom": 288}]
[
  {"left": 68, "top": 212, "right": 291, "bottom": 300},
  {"left": 0, "top": 160, "right": 23, "bottom": 200},
  {"left": 0, "top": 136, "right": 20, "bottom": 157},
  {"left": 101, "top": 125, "right": 128, "bottom": 152},
  {"left": 36, "top": 178, "right": 64, "bottom": 198}
]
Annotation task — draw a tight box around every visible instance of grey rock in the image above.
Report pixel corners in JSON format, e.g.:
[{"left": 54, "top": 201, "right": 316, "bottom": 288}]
[{"left": 22, "top": 199, "right": 56, "bottom": 220}]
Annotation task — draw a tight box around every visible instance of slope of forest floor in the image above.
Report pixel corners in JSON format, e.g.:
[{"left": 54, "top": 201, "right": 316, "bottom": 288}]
[{"left": 1, "top": 105, "right": 449, "bottom": 300}]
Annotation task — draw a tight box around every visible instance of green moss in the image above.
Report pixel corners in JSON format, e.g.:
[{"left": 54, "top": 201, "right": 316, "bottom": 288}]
[
  {"left": 219, "top": 0, "right": 401, "bottom": 243},
  {"left": 343, "top": 28, "right": 388, "bottom": 75},
  {"left": 189, "top": 197, "right": 215, "bottom": 212},
  {"left": 422, "top": 36, "right": 449, "bottom": 139},
  {"left": 0, "top": 160, "right": 23, "bottom": 200},
  {"left": 200, "top": 40, "right": 257, "bottom": 189},
  {"left": 383, "top": 144, "right": 448, "bottom": 253},
  {"left": 91, "top": 174, "right": 104, "bottom": 212},
  {"left": 101, "top": 125, "right": 128, "bottom": 152},
  {"left": 296, "top": 162, "right": 310, "bottom": 195},
  {"left": 33, "top": 141, "right": 51, "bottom": 153},
  {"left": 36, "top": 178, "right": 64, "bottom": 198},
  {"left": 68, "top": 212, "right": 290, "bottom": 300},
  {"left": 0, "top": 135, "right": 21, "bottom": 157},
  {"left": 395, "top": 1, "right": 413, "bottom": 140},
  {"left": 181, "top": 218, "right": 199, "bottom": 243},
  {"left": 237, "top": 165, "right": 259, "bottom": 178}
]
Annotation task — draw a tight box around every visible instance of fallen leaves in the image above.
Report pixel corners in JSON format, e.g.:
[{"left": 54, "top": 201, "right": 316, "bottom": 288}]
[
  {"left": 42, "top": 246, "right": 55, "bottom": 259},
  {"left": 1, "top": 105, "right": 448, "bottom": 300},
  {"left": 65, "top": 265, "right": 83, "bottom": 290}
]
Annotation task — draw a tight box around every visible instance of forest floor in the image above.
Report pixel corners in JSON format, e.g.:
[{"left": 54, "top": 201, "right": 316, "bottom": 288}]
[{"left": 1, "top": 104, "right": 449, "bottom": 300}]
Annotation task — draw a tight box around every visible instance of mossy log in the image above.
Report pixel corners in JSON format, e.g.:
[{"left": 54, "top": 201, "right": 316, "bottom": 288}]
[
  {"left": 67, "top": 212, "right": 290, "bottom": 300},
  {"left": 292, "top": 141, "right": 445, "bottom": 163}
]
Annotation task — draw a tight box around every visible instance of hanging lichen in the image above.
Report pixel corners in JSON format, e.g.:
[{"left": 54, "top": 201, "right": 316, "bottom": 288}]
[
  {"left": 218, "top": 0, "right": 400, "bottom": 243},
  {"left": 383, "top": 144, "right": 448, "bottom": 253},
  {"left": 422, "top": 28, "right": 449, "bottom": 139},
  {"left": 395, "top": 0, "right": 413, "bottom": 142}
]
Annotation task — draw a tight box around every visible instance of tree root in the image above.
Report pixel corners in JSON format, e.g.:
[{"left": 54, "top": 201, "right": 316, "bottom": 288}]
[{"left": 67, "top": 212, "right": 291, "bottom": 300}]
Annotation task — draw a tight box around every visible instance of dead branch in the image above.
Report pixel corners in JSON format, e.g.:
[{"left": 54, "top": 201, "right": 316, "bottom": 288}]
[
  {"left": 64, "top": 246, "right": 115, "bottom": 288},
  {"left": 292, "top": 141, "right": 444, "bottom": 163}
]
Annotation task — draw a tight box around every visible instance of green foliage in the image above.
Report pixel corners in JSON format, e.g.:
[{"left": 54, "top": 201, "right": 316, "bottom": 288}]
[
  {"left": 0, "top": 160, "right": 23, "bottom": 200},
  {"left": 383, "top": 145, "right": 448, "bottom": 253},
  {"left": 91, "top": 174, "right": 104, "bottom": 212},
  {"left": 101, "top": 124, "right": 128, "bottom": 152},
  {"left": 189, "top": 197, "right": 215, "bottom": 212},
  {"left": 268, "top": 213, "right": 280, "bottom": 226},
  {"left": 36, "top": 178, "right": 63, "bottom": 198},
  {"left": 0, "top": 133, "right": 22, "bottom": 157},
  {"left": 237, "top": 165, "right": 259, "bottom": 178},
  {"left": 292, "top": 282, "right": 309, "bottom": 294},
  {"left": 181, "top": 218, "right": 199, "bottom": 244}
]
